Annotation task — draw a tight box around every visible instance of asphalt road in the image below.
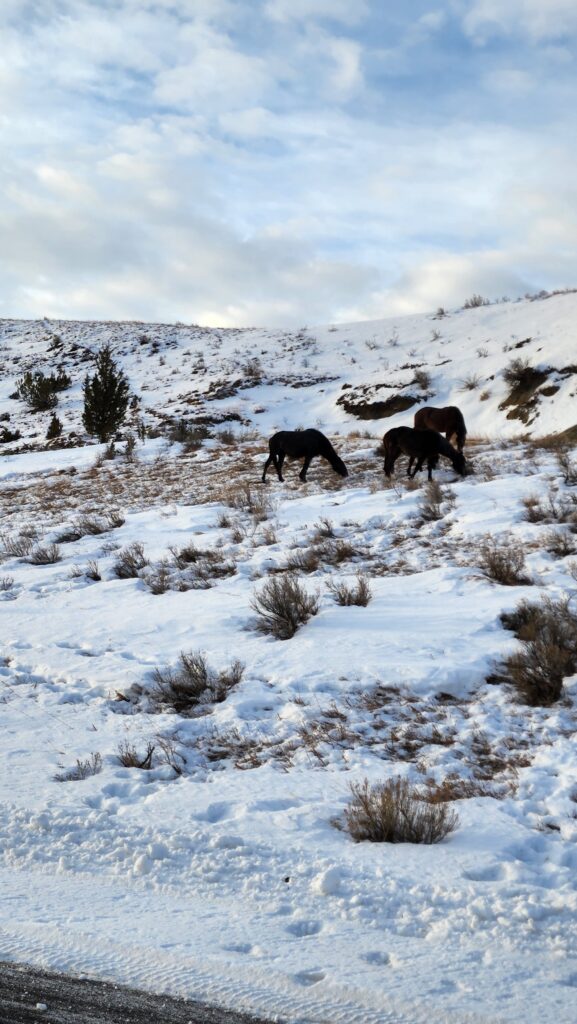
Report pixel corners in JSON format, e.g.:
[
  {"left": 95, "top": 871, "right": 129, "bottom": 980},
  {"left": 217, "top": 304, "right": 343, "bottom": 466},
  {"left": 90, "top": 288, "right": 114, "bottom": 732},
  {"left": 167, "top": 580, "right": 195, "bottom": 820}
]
[{"left": 0, "top": 961, "right": 275, "bottom": 1024}]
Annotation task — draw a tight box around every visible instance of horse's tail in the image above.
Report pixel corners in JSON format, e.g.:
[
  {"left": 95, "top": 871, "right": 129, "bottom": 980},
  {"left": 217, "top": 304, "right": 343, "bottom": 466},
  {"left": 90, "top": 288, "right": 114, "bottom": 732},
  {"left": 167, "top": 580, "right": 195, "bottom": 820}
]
[
  {"left": 453, "top": 407, "right": 467, "bottom": 451},
  {"left": 413, "top": 407, "right": 426, "bottom": 430}
]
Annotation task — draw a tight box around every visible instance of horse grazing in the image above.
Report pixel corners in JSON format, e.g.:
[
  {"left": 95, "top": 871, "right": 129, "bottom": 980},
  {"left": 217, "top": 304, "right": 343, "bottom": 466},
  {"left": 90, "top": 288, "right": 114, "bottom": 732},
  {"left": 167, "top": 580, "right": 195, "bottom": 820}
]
[
  {"left": 383, "top": 426, "right": 466, "bottom": 481},
  {"left": 413, "top": 406, "right": 467, "bottom": 453},
  {"left": 262, "top": 429, "right": 348, "bottom": 484}
]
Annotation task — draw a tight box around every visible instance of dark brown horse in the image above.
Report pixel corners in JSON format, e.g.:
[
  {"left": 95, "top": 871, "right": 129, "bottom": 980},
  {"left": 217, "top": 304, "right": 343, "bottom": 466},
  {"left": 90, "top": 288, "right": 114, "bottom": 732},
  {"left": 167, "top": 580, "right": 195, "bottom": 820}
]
[
  {"left": 414, "top": 406, "right": 467, "bottom": 452},
  {"left": 383, "top": 426, "right": 466, "bottom": 481},
  {"left": 262, "top": 429, "right": 348, "bottom": 483}
]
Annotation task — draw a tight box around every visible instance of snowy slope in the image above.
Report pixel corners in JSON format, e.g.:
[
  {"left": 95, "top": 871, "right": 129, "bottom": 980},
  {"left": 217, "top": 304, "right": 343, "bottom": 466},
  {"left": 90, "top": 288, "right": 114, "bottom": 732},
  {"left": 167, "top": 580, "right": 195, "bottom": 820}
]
[
  {"left": 1, "top": 290, "right": 576, "bottom": 451},
  {"left": 1, "top": 295, "right": 577, "bottom": 1023}
]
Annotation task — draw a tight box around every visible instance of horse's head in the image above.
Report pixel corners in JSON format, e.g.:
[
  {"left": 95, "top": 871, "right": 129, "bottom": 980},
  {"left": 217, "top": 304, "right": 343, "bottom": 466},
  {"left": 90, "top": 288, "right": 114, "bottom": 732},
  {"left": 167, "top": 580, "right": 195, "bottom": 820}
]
[
  {"left": 454, "top": 451, "right": 467, "bottom": 476},
  {"left": 333, "top": 456, "right": 348, "bottom": 478}
]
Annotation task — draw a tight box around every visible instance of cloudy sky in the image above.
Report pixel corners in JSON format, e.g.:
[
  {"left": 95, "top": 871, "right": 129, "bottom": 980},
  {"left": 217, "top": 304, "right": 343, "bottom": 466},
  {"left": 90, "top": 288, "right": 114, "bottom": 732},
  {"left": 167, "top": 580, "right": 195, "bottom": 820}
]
[{"left": 1, "top": 0, "right": 576, "bottom": 326}]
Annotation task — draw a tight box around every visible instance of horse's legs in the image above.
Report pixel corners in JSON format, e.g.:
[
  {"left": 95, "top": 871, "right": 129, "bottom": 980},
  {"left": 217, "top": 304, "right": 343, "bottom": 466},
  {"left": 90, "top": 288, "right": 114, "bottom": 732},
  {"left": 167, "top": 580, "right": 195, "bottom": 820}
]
[
  {"left": 410, "top": 455, "right": 426, "bottom": 478},
  {"left": 299, "top": 455, "right": 312, "bottom": 482},
  {"left": 276, "top": 452, "right": 285, "bottom": 482},
  {"left": 262, "top": 454, "right": 273, "bottom": 483},
  {"left": 407, "top": 455, "right": 415, "bottom": 477}
]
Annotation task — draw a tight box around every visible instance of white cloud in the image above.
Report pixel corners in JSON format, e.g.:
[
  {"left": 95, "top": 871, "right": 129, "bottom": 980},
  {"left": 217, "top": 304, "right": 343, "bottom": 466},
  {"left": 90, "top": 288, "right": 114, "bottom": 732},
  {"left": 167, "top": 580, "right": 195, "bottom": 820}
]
[
  {"left": 264, "top": 0, "right": 369, "bottom": 26},
  {"left": 462, "top": 0, "right": 577, "bottom": 43}
]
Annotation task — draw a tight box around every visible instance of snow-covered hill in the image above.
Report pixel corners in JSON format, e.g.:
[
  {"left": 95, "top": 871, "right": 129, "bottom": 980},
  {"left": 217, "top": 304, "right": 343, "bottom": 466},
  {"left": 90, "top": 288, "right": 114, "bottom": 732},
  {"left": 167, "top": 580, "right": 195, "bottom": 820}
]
[
  {"left": 1, "top": 294, "right": 577, "bottom": 1024},
  {"left": 1, "top": 290, "right": 576, "bottom": 451}
]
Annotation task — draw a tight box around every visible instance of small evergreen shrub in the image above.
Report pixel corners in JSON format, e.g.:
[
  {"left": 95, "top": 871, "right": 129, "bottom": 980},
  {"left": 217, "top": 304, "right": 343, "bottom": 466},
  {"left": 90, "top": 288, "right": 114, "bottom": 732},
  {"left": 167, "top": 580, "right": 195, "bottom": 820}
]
[
  {"left": 82, "top": 344, "right": 130, "bottom": 441},
  {"left": 16, "top": 371, "right": 68, "bottom": 411},
  {"left": 46, "top": 414, "right": 63, "bottom": 439}
]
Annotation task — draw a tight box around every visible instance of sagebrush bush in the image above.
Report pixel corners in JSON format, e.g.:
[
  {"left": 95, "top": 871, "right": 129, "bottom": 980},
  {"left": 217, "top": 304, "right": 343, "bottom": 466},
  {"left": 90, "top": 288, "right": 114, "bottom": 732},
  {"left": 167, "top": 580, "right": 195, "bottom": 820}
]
[
  {"left": 500, "top": 596, "right": 577, "bottom": 705},
  {"left": 502, "top": 357, "right": 545, "bottom": 395},
  {"left": 151, "top": 651, "right": 244, "bottom": 714},
  {"left": 463, "top": 294, "right": 490, "bottom": 309},
  {"left": 251, "top": 573, "right": 319, "bottom": 639},
  {"left": 478, "top": 537, "right": 531, "bottom": 585},
  {"left": 343, "top": 776, "right": 458, "bottom": 844},
  {"left": 414, "top": 368, "right": 431, "bottom": 391}
]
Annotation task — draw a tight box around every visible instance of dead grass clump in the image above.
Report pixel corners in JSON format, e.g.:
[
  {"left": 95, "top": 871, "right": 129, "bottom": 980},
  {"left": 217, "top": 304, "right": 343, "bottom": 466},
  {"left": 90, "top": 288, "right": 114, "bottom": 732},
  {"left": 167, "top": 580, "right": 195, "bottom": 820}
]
[
  {"left": 343, "top": 776, "right": 458, "bottom": 844},
  {"left": 54, "top": 752, "right": 102, "bottom": 782},
  {"left": 1, "top": 530, "right": 38, "bottom": 560},
  {"left": 478, "top": 537, "right": 532, "bottom": 585},
  {"left": 419, "top": 480, "right": 455, "bottom": 522},
  {"left": 557, "top": 450, "right": 577, "bottom": 486},
  {"left": 285, "top": 547, "right": 322, "bottom": 573},
  {"left": 220, "top": 481, "right": 271, "bottom": 521},
  {"left": 313, "top": 517, "right": 335, "bottom": 540},
  {"left": 499, "top": 597, "right": 577, "bottom": 705},
  {"left": 251, "top": 573, "right": 319, "bottom": 640},
  {"left": 151, "top": 651, "right": 244, "bottom": 714},
  {"left": 117, "top": 740, "right": 155, "bottom": 769},
  {"left": 424, "top": 776, "right": 501, "bottom": 801},
  {"left": 113, "top": 542, "right": 148, "bottom": 578},
  {"left": 459, "top": 373, "right": 482, "bottom": 391},
  {"left": 522, "top": 490, "right": 577, "bottom": 525},
  {"left": 25, "top": 543, "right": 62, "bottom": 565},
  {"left": 327, "top": 574, "right": 372, "bottom": 606}
]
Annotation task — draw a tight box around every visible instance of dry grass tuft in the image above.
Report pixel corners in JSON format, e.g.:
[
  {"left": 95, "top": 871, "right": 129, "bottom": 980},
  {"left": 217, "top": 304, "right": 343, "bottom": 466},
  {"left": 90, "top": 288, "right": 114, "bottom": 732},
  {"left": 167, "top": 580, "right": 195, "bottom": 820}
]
[
  {"left": 54, "top": 752, "right": 102, "bottom": 782},
  {"left": 327, "top": 573, "right": 372, "bottom": 606}
]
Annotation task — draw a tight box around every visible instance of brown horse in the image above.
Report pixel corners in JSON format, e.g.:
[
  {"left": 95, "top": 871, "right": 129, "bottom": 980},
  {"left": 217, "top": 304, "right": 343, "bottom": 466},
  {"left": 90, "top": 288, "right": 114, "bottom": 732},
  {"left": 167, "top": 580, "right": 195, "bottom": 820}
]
[
  {"left": 414, "top": 406, "right": 467, "bottom": 452},
  {"left": 383, "top": 426, "right": 466, "bottom": 481},
  {"left": 262, "top": 429, "right": 348, "bottom": 483}
]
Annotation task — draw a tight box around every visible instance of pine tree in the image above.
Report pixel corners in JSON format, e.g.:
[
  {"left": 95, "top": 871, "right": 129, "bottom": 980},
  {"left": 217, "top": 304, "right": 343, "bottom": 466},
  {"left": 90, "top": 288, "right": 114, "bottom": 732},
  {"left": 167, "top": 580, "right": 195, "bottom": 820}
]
[
  {"left": 82, "top": 344, "right": 129, "bottom": 442},
  {"left": 46, "top": 413, "right": 62, "bottom": 439}
]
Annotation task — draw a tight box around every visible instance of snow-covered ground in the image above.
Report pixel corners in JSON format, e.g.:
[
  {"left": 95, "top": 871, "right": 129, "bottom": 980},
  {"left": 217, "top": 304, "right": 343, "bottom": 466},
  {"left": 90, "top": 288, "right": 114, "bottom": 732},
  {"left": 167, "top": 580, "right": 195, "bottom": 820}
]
[{"left": 1, "top": 295, "right": 577, "bottom": 1023}]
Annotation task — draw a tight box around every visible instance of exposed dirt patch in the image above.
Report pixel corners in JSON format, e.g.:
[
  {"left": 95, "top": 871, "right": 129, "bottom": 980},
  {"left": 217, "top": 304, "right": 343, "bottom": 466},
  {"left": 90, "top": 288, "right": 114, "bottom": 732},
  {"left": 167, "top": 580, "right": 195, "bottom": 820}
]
[{"left": 337, "top": 393, "right": 420, "bottom": 420}]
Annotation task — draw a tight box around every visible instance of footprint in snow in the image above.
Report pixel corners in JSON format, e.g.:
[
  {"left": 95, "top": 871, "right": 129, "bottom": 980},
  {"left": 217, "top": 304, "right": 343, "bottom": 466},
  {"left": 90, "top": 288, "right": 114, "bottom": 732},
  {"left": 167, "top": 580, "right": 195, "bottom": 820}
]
[
  {"left": 362, "top": 951, "right": 391, "bottom": 966},
  {"left": 293, "top": 970, "right": 326, "bottom": 987},
  {"left": 286, "top": 919, "right": 322, "bottom": 937}
]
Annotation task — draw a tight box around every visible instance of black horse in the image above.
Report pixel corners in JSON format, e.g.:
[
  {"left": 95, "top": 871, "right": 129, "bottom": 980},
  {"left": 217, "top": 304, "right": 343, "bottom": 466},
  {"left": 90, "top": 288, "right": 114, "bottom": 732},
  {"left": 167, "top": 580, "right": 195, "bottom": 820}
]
[
  {"left": 262, "top": 429, "right": 348, "bottom": 483},
  {"left": 383, "top": 426, "right": 466, "bottom": 481},
  {"left": 414, "top": 405, "right": 467, "bottom": 453}
]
